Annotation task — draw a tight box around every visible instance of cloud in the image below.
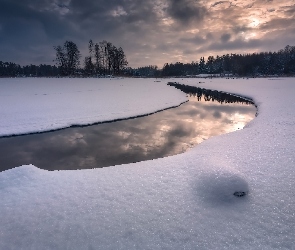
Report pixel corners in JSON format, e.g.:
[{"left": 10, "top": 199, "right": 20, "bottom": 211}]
[
  {"left": 0, "top": 0, "right": 162, "bottom": 65},
  {"left": 0, "top": 0, "right": 76, "bottom": 64},
  {"left": 232, "top": 25, "right": 253, "bottom": 34},
  {"left": 180, "top": 34, "right": 207, "bottom": 44},
  {"left": 267, "top": 8, "right": 275, "bottom": 12},
  {"left": 220, "top": 33, "right": 231, "bottom": 43},
  {"left": 211, "top": 1, "right": 230, "bottom": 8},
  {"left": 206, "top": 38, "right": 263, "bottom": 52},
  {"left": 260, "top": 17, "right": 295, "bottom": 31},
  {"left": 245, "top": 3, "right": 254, "bottom": 8},
  {"left": 282, "top": 4, "right": 295, "bottom": 16},
  {"left": 0, "top": 0, "right": 294, "bottom": 67},
  {"left": 166, "top": 0, "right": 208, "bottom": 25}
]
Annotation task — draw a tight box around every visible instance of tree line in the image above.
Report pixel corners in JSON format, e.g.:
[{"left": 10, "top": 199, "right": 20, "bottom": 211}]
[
  {"left": 1, "top": 44, "right": 295, "bottom": 78},
  {"left": 160, "top": 45, "right": 295, "bottom": 77},
  {"left": 127, "top": 45, "right": 295, "bottom": 77},
  {"left": 0, "top": 40, "right": 128, "bottom": 77},
  {"left": 0, "top": 61, "right": 59, "bottom": 77},
  {"left": 54, "top": 40, "right": 128, "bottom": 76}
]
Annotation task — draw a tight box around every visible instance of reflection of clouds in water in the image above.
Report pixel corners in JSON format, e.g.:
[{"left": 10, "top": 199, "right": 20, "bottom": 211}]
[
  {"left": 223, "top": 117, "right": 233, "bottom": 124},
  {"left": 183, "top": 118, "right": 194, "bottom": 123},
  {"left": 0, "top": 95, "right": 256, "bottom": 171},
  {"left": 66, "top": 132, "right": 87, "bottom": 146},
  {"left": 167, "top": 124, "right": 195, "bottom": 138},
  {"left": 177, "top": 109, "right": 201, "bottom": 117},
  {"left": 117, "top": 131, "right": 132, "bottom": 139},
  {"left": 190, "top": 98, "right": 256, "bottom": 135},
  {"left": 159, "top": 125, "right": 171, "bottom": 132},
  {"left": 78, "top": 156, "right": 96, "bottom": 168},
  {"left": 213, "top": 111, "right": 222, "bottom": 119},
  {"left": 202, "top": 102, "right": 255, "bottom": 115}
]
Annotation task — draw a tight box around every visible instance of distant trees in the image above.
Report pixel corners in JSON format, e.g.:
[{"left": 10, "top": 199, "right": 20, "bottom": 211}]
[
  {"left": 160, "top": 45, "right": 295, "bottom": 77},
  {"left": 0, "top": 61, "right": 58, "bottom": 77},
  {"left": 52, "top": 39, "right": 128, "bottom": 76},
  {"left": 83, "top": 40, "right": 128, "bottom": 76},
  {"left": 0, "top": 61, "right": 21, "bottom": 77},
  {"left": 0, "top": 39, "right": 128, "bottom": 78},
  {"left": 84, "top": 40, "right": 96, "bottom": 76},
  {"left": 135, "top": 65, "right": 160, "bottom": 77},
  {"left": 162, "top": 62, "right": 199, "bottom": 76},
  {"left": 54, "top": 41, "right": 81, "bottom": 76},
  {"left": 22, "top": 64, "right": 59, "bottom": 77},
  {"left": 198, "top": 57, "right": 206, "bottom": 73}
]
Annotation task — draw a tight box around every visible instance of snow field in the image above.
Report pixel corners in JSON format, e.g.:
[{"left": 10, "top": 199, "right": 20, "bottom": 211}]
[
  {"left": 0, "top": 77, "right": 294, "bottom": 249},
  {"left": 0, "top": 78, "right": 187, "bottom": 136}
]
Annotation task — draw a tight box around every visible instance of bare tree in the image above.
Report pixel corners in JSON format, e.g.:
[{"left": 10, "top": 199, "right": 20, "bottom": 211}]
[
  {"left": 54, "top": 41, "right": 81, "bottom": 76},
  {"left": 86, "top": 39, "right": 128, "bottom": 76}
]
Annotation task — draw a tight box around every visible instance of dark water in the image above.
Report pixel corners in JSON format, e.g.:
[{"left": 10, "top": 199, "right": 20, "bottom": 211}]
[{"left": 0, "top": 85, "right": 256, "bottom": 172}]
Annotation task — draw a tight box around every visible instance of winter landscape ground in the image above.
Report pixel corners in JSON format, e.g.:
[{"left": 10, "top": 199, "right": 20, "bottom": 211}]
[{"left": 0, "top": 77, "right": 294, "bottom": 249}]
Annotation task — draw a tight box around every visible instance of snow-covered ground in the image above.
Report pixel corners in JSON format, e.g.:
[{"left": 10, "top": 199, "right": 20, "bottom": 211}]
[
  {"left": 0, "top": 78, "right": 187, "bottom": 136},
  {"left": 0, "top": 77, "right": 294, "bottom": 249}
]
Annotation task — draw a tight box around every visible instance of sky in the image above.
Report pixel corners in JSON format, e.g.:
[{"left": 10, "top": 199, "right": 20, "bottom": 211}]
[{"left": 0, "top": 0, "right": 294, "bottom": 68}]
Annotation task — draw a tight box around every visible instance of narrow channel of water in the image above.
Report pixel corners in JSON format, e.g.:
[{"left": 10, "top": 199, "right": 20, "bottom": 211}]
[{"left": 0, "top": 84, "right": 256, "bottom": 172}]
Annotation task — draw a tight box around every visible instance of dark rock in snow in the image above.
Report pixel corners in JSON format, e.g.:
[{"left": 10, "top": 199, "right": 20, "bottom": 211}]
[{"left": 233, "top": 191, "right": 247, "bottom": 197}]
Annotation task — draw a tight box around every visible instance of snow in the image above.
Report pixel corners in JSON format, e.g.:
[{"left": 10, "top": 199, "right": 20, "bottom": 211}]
[
  {"left": 0, "top": 77, "right": 294, "bottom": 249},
  {"left": 0, "top": 78, "right": 187, "bottom": 136}
]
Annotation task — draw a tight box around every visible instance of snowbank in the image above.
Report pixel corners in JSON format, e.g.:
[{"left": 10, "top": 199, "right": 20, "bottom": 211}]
[{"left": 0, "top": 77, "right": 294, "bottom": 249}]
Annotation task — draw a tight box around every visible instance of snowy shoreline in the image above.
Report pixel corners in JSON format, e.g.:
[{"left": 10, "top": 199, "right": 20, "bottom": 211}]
[
  {"left": 0, "top": 100, "right": 189, "bottom": 138},
  {"left": 0, "top": 78, "right": 187, "bottom": 137},
  {"left": 0, "top": 77, "right": 294, "bottom": 249}
]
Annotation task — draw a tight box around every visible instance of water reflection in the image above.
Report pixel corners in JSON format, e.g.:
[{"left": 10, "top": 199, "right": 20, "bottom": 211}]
[
  {"left": 0, "top": 85, "right": 256, "bottom": 171},
  {"left": 167, "top": 82, "right": 254, "bottom": 105}
]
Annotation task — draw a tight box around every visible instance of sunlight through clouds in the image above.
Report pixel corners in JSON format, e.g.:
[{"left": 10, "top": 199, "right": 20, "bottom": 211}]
[{"left": 0, "top": 0, "right": 294, "bottom": 67}]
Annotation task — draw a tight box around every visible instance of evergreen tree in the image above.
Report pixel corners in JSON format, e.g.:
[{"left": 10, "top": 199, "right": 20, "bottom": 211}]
[{"left": 199, "top": 57, "right": 206, "bottom": 73}]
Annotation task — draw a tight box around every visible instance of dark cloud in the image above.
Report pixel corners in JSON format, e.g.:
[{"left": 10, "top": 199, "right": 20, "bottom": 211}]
[
  {"left": 0, "top": 0, "right": 161, "bottom": 66},
  {"left": 166, "top": 0, "right": 208, "bottom": 25},
  {"left": 212, "top": 111, "right": 222, "bottom": 118},
  {"left": 207, "top": 38, "right": 263, "bottom": 51},
  {"left": 206, "top": 33, "right": 214, "bottom": 40},
  {"left": 180, "top": 35, "right": 207, "bottom": 44},
  {"left": 260, "top": 17, "right": 295, "bottom": 31},
  {"left": 281, "top": 4, "right": 295, "bottom": 16},
  {"left": 0, "top": 2, "right": 73, "bottom": 39},
  {"left": 0, "top": 0, "right": 76, "bottom": 64},
  {"left": 220, "top": 33, "right": 231, "bottom": 43},
  {"left": 267, "top": 8, "right": 276, "bottom": 12},
  {"left": 211, "top": 1, "right": 230, "bottom": 7},
  {"left": 245, "top": 3, "right": 254, "bottom": 8},
  {"left": 232, "top": 25, "right": 253, "bottom": 34},
  {"left": 0, "top": 0, "right": 294, "bottom": 67}
]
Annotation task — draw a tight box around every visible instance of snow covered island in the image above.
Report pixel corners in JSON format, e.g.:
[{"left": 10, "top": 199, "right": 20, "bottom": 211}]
[{"left": 0, "top": 77, "right": 294, "bottom": 249}]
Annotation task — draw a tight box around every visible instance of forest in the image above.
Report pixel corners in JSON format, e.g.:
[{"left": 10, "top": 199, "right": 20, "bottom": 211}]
[
  {"left": 0, "top": 44, "right": 294, "bottom": 77},
  {"left": 130, "top": 45, "right": 295, "bottom": 77}
]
